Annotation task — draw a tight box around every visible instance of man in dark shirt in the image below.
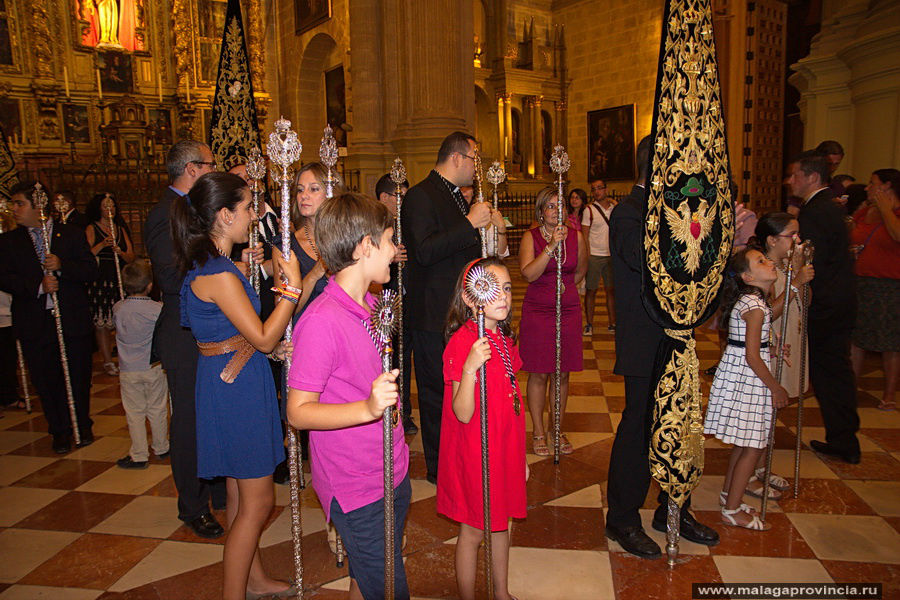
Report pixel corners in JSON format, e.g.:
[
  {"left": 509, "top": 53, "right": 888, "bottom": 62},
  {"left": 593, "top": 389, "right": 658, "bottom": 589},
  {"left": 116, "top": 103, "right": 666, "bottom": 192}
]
[{"left": 402, "top": 132, "right": 494, "bottom": 483}]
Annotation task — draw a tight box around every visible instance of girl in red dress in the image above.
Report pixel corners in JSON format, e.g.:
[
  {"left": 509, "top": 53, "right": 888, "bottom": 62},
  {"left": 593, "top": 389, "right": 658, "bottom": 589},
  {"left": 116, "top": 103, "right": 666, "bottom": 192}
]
[{"left": 437, "top": 256, "right": 527, "bottom": 600}]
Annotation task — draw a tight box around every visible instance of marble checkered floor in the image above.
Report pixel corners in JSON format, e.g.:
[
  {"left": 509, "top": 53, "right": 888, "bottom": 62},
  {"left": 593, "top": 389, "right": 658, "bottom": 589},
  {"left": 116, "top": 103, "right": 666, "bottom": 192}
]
[{"left": 1, "top": 269, "right": 898, "bottom": 599}]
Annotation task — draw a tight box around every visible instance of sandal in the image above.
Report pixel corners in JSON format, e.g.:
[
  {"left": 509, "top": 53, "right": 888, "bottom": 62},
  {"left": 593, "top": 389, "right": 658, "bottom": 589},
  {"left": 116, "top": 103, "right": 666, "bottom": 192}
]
[
  {"left": 558, "top": 433, "right": 574, "bottom": 455},
  {"left": 744, "top": 480, "right": 783, "bottom": 501},
  {"left": 719, "top": 491, "right": 766, "bottom": 509},
  {"left": 103, "top": 362, "right": 119, "bottom": 376},
  {"left": 877, "top": 401, "right": 896, "bottom": 411},
  {"left": 532, "top": 435, "right": 550, "bottom": 456},
  {"left": 721, "top": 504, "right": 770, "bottom": 531},
  {"left": 751, "top": 468, "right": 790, "bottom": 492}
]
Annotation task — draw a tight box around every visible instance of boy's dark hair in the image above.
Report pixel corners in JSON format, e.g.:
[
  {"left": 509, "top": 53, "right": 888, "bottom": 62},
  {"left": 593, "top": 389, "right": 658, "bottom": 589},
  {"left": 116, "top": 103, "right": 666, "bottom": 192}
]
[
  {"left": 123, "top": 259, "right": 153, "bottom": 295},
  {"left": 445, "top": 256, "right": 515, "bottom": 343},
  {"left": 9, "top": 180, "right": 46, "bottom": 206},
  {"left": 792, "top": 150, "right": 830, "bottom": 185},
  {"left": 436, "top": 132, "right": 476, "bottom": 164},
  {"left": 171, "top": 172, "right": 248, "bottom": 275},
  {"left": 314, "top": 192, "right": 394, "bottom": 273},
  {"left": 815, "top": 140, "right": 844, "bottom": 156},
  {"left": 375, "top": 173, "right": 408, "bottom": 199}
]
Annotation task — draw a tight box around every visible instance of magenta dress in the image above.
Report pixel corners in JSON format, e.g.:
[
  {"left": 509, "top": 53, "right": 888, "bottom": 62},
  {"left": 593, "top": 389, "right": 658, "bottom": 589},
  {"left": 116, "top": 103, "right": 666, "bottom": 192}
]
[{"left": 519, "top": 227, "right": 583, "bottom": 373}]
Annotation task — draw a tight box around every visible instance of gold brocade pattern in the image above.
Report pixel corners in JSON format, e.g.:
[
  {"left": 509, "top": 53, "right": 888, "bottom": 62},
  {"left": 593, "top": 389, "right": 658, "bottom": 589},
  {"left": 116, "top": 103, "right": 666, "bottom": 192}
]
[
  {"left": 209, "top": 15, "right": 260, "bottom": 169},
  {"left": 645, "top": 0, "right": 734, "bottom": 506},
  {"left": 0, "top": 130, "right": 18, "bottom": 201}
]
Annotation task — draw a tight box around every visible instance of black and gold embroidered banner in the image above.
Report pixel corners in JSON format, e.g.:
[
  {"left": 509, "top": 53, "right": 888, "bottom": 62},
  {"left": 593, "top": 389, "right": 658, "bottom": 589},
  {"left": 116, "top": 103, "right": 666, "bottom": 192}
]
[
  {"left": 208, "top": 0, "right": 261, "bottom": 171},
  {"left": 642, "top": 0, "right": 735, "bottom": 506},
  {"left": 0, "top": 124, "right": 18, "bottom": 202}
]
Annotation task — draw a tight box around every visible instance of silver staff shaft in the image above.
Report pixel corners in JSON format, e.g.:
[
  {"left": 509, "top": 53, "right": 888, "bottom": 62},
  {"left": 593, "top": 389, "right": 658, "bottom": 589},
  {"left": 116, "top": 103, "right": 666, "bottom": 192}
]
[
  {"left": 492, "top": 187, "right": 499, "bottom": 257},
  {"left": 665, "top": 497, "right": 680, "bottom": 567},
  {"left": 762, "top": 244, "right": 796, "bottom": 520},
  {"left": 553, "top": 185, "right": 564, "bottom": 464},
  {"left": 249, "top": 187, "right": 261, "bottom": 294},
  {"left": 382, "top": 346, "right": 395, "bottom": 599},
  {"left": 106, "top": 202, "right": 125, "bottom": 302},
  {"left": 16, "top": 340, "right": 32, "bottom": 413},
  {"left": 396, "top": 183, "right": 405, "bottom": 434},
  {"left": 38, "top": 213, "right": 81, "bottom": 445},
  {"left": 477, "top": 306, "right": 493, "bottom": 598},
  {"left": 794, "top": 243, "right": 813, "bottom": 498}
]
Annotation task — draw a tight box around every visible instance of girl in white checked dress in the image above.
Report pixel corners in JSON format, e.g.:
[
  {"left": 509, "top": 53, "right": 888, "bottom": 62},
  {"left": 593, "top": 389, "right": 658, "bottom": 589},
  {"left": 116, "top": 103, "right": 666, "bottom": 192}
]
[{"left": 705, "top": 248, "right": 793, "bottom": 531}]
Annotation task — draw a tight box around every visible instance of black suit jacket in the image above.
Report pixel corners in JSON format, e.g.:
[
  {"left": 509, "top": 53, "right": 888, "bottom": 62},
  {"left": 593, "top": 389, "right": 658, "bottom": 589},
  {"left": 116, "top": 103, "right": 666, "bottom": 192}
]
[
  {"left": 798, "top": 188, "right": 856, "bottom": 322},
  {"left": 0, "top": 223, "right": 97, "bottom": 342},
  {"left": 610, "top": 185, "right": 664, "bottom": 377},
  {"left": 145, "top": 187, "right": 197, "bottom": 370},
  {"left": 402, "top": 170, "right": 481, "bottom": 333},
  {"left": 62, "top": 209, "right": 89, "bottom": 229}
]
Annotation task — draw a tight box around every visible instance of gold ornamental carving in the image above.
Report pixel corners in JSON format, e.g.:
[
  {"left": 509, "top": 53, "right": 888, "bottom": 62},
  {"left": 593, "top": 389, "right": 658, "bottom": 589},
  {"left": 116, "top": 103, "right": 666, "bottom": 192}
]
[
  {"left": 245, "top": 0, "right": 266, "bottom": 93},
  {"left": 30, "top": 3, "right": 53, "bottom": 78},
  {"left": 172, "top": 0, "right": 193, "bottom": 89}
]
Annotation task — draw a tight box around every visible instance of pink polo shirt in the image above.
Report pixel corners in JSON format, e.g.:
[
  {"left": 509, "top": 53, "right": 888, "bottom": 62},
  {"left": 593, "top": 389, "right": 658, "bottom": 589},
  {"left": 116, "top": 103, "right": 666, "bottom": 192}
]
[{"left": 287, "top": 278, "right": 409, "bottom": 521}]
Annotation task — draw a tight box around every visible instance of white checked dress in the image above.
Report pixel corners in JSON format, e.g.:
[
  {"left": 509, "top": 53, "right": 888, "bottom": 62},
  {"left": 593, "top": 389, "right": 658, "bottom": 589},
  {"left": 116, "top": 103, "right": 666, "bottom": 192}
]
[{"left": 704, "top": 294, "right": 773, "bottom": 449}]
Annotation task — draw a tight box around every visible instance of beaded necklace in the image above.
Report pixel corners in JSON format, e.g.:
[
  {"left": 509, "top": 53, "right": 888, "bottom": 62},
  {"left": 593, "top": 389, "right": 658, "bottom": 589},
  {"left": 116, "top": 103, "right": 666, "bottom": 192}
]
[
  {"left": 303, "top": 223, "right": 320, "bottom": 259},
  {"left": 485, "top": 328, "right": 521, "bottom": 415}
]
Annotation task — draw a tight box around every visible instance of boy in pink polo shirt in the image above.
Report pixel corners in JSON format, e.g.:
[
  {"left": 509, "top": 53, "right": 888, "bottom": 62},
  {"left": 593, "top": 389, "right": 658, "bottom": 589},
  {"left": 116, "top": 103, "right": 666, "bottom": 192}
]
[{"left": 287, "top": 192, "right": 410, "bottom": 600}]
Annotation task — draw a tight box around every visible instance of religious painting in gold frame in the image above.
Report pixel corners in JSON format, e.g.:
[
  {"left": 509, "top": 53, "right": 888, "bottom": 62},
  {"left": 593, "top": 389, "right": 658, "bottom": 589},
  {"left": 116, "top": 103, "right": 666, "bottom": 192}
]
[
  {"left": 62, "top": 104, "right": 91, "bottom": 144},
  {"left": 295, "top": 0, "right": 331, "bottom": 35},
  {"left": 587, "top": 104, "right": 636, "bottom": 182}
]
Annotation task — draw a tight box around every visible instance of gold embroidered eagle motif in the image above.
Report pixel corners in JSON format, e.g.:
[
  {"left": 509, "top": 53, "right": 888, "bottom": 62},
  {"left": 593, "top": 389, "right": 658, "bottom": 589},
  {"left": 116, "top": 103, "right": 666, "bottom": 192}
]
[{"left": 664, "top": 198, "right": 716, "bottom": 275}]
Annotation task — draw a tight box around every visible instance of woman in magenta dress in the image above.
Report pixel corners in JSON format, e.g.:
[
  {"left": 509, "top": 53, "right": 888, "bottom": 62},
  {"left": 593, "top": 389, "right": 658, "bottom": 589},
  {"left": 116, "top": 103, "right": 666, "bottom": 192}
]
[{"left": 518, "top": 187, "right": 587, "bottom": 456}]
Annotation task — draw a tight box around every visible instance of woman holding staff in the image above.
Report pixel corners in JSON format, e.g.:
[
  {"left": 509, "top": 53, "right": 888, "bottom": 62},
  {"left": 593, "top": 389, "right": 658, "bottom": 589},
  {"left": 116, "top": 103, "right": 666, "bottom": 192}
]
[
  {"left": 85, "top": 192, "right": 134, "bottom": 375},
  {"left": 518, "top": 187, "right": 587, "bottom": 457},
  {"left": 173, "top": 172, "right": 298, "bottom": 600}
]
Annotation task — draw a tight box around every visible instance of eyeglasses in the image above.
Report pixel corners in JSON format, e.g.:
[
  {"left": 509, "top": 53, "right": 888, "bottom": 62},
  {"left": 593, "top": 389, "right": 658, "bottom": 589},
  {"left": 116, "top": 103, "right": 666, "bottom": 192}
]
[
  {"left": 459, "top": 153, "right": 476, "bottom": 161},
  {"left": 192, "top": 160, "right": 218, "bottom": 169}
]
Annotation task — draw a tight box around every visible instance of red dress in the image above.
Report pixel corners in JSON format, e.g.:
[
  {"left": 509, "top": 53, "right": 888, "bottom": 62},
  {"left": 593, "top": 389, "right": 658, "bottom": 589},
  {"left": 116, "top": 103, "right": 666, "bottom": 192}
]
[{"left": 437, "top": 321, "right": 527, "bottom": 531}]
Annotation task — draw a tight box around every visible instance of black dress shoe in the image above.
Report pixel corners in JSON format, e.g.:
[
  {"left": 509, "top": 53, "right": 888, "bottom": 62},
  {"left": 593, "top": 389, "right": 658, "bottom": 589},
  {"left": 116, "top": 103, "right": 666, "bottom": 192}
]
[
  {"left": 403, "top": 416, "right": 419, "bottom": 436},
  {"left": 116, "top": 456, "right": 148, "bottom": 470},
  {"left": 652, "top": 510, "right": 720, "bottom": 546},
  {"left": 75, "top": 431, "right": 94, "bottom": 448},
  {"left": 810, "top": 440, "right": 860, "bottom": 464},
  {"left": 605, "top": 525, "right": 662, "bottom": 559},
  {"left": 186, "top": 513, "right": 224, "bottom": 539},
  {"left": 52, "top": 433, "right": 72, "bottom": 454}
]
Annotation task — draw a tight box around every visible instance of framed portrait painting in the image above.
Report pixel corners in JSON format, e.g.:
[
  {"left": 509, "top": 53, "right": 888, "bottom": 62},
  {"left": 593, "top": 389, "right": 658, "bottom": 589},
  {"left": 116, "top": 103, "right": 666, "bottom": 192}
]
[
  {"left": 587, "top": 104, "right": 636, "bottom": 182},
  {"left": 295, "top": 0, "right": 331, "bottom": 35},
  {"left": 62, "top": 104, "right": 91, "bottom": 144}
]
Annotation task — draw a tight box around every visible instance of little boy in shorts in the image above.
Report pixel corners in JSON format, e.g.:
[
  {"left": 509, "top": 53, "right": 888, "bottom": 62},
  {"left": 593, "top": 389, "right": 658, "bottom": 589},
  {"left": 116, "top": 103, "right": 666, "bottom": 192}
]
[
  {"left": 114, "top": 260, "right": 170, "bottom": 469},
  {"left": 287, "top": 192, "right": 410, "bottom": 600}
]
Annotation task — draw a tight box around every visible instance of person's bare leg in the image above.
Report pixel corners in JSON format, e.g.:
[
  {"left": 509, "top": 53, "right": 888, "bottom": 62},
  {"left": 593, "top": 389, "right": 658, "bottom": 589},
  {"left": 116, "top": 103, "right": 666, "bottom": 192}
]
[
  {"left": 527, "top": 373, "right": 549, "bottom": 439},
  {"left": 724, "top": 447, "right": 766, "bottom": 527},
  {"left": 456, "top": 523, "right": 482, "bottom": 600},
  {"left": 224, "top": 476, "right": 287, "bottom": 599},
  {"left": 851, "top": 343, "right": 866, "bottom": 379},
  {"left": 604, "top": 286, "right": 616, "bottom": 327},
  {"left": 491, "top": 529, "right": 514, "bottom": 600},
  {"left": 882, "top": 351, "right": 898, "bottom": 407},
  {"left": 722, "top": 445, "right": 742, "bottom": 498},
  {"left": 547, "top": 372, "right": 570, "bottom": 430},
  {"left": 584, "top": 288, "right": 597, "bottom": 327},
  {"left": 96, "top": 326, "right": 113, "bottom": 364}
]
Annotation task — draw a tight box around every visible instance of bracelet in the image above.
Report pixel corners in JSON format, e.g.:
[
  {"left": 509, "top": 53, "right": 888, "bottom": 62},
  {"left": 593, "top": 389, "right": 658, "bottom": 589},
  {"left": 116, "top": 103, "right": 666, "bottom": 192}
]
[
  {"left": 544, "top": 245, "right": 554, "bottom": 256},
  {"left": 790, "top": 284, "right": 799, "bottom": 294},
  {"left": 279, "top": 293, "right": 299, "bottom": 305},
  {"left": 283, "top": 284, "right": 302, "bottom": 295}
]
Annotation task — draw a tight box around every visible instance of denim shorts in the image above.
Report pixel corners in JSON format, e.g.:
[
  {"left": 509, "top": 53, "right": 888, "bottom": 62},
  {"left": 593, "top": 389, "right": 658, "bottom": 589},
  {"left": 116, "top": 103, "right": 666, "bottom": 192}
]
[{"left": 329, "top": 475, "right": 411, "bottom": 600}]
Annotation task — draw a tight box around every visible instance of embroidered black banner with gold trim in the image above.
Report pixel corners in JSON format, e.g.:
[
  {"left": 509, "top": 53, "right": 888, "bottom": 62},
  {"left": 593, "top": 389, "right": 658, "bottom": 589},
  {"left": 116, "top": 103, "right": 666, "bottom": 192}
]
[
  {"left": 208, "top": 0, "right": 261, "bottom": 171},
  {"left": 0, "top": 124, "right": 18, "bottom": 202},
  {"left": 642, "top": 0, "right": 735, "bottom": 506}
]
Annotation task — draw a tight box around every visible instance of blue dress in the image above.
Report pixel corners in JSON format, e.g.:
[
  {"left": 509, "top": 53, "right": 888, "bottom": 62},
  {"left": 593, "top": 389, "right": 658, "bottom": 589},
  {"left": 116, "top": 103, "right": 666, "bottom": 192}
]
[{"left": 181, "top": 255, "right": 284, "bottom": 479}]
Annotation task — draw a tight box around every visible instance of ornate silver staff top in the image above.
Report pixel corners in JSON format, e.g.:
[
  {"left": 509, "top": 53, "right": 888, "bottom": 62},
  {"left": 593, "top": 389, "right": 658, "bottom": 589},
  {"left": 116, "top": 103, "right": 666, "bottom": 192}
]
[
  {"left": 33, "top": 182, "right": 49, "bottom": 217},
  {"left": 390, "top": 157, "right": 407, "bottom": 187},
  {"left": 464, "top": 264, "right": 501, "bottom": 307},
  {"left": 371, "top": 289, "right": 400, "bottom": 346},
  {"left": 486, "top": 161, "right": 506, "bottom": 187},
  {"left": 246, "top": 146, "right": 266, "bottom": 187},
  {"left": 319, "top": 124, "right": 339, "bottom": 199},
  {"left": 550, "top": 144, "right": 571, "bottom": 177},
  {"left": 268, "top": 117, "right": 302, "bottom": 182}
]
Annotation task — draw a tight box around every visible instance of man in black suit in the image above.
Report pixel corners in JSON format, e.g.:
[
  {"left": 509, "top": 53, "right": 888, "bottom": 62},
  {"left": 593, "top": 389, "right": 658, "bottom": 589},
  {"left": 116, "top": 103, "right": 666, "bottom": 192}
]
[
  {"left": 402, "top": 131, "right": 495, "bottom": 483},
  {"left": 52, "top": 191, "right": 88, "bottom": 229},
  {"left": 0, "top": 181, "right": 98, "bottom": 453},
  {"left": 605, "top": 137, "right": 719, "bottom": 558},
  {"left": 787, "top": 150, "right": 860, "bottom": 463},
  {"left": 145, "top": 140, "right": 226, "bottom": 538}
]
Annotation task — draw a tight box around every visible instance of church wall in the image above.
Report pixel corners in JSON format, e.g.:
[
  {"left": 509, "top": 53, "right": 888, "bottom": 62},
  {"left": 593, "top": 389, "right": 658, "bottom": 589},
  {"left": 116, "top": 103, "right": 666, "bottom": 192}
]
[{"left": 553, "top": 0, "right": 665, "bottom": 195}]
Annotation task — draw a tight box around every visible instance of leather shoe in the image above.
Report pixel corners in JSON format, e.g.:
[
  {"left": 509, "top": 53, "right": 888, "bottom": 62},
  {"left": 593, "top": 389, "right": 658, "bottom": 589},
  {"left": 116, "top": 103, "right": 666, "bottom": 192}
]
[
  {"left": 75, "top": 431, "right": 94, "bottom": 448},
  {"left": 652, "top": 510, "right": 720, "bottom": 546},
  {"left": 810, "top": 440, "right": 860, "bottom": 464},
  {"left": 605, "top": 525, "right": 661, "bottom": 559},
  {"left": 52, "top": 433, "right": 72, "bottom": 454},
  {"left": 186, "top": 513, "right": 224, "bottom": 539}
]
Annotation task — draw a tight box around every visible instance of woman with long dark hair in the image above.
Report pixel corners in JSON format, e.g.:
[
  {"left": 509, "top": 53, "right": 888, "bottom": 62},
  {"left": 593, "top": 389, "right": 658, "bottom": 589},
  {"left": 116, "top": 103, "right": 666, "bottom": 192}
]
[
  {"left": 171, "top": 172, "right": 300, "bottom": 600},
  {"left": 85, "top": 192, "right": 135, "bottom": 375}
]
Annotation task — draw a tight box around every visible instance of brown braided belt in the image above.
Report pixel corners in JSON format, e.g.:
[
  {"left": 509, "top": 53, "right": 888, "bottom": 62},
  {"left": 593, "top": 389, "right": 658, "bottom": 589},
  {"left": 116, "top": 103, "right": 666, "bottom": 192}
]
[{"left": 197, "top": 334, "right": 255, "bottom": 384}]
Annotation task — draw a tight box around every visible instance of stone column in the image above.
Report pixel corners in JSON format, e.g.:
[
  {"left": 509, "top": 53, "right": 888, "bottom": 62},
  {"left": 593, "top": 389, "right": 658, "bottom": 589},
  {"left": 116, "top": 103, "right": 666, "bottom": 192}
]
[
  {"left": 387, "top": 0, "right": 475, "bottom": 182},
  {"left": 496, "top": 94, "right": 506, "bottom": 166},
  {"left": 532, "top": 95, "right": 544, "bottom": 177},
  {"left": 504, "top": 95, "right": 513, "bottom": 171}
]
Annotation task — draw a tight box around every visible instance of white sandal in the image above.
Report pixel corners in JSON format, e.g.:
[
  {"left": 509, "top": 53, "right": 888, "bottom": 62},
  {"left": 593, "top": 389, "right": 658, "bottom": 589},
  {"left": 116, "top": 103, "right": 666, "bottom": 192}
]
[
  {"left": 721, "top": 504, "right": 769, "bottom": 531},
  {"left": 103, "top": 361, "right": 119, "bottom": 376},
  {"left": 751, "top": 468, "right": 790, "bottom": 491}
]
